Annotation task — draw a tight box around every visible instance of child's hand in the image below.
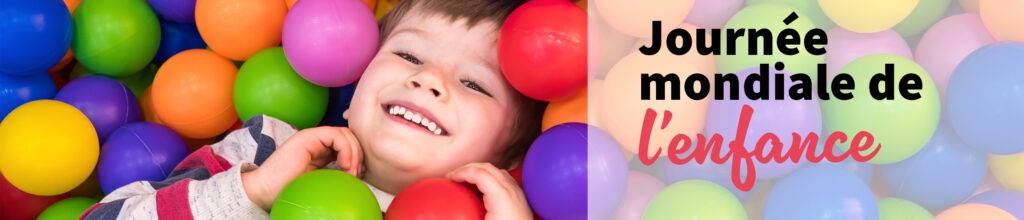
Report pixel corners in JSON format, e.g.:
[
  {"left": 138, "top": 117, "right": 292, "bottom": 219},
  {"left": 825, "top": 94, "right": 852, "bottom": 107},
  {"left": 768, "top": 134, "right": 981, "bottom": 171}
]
[
  {"left": 447, "top": 163, "right": 533, "bottom": 220},
  {"left": 241, "top": 127, "right": 364, "bottom": 211}
]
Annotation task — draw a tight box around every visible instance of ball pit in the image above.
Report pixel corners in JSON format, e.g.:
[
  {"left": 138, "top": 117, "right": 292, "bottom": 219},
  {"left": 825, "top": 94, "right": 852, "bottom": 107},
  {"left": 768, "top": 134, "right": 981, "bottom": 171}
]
[
  {"left": 55, "top": 76, "right": 142, "bottom": 142},
  {"left": 499, "top": 0, "right": 588, "bottom": 101},
  {"left": 271, "top": 169, "right": 381, "bottom": 220},
  {"left": 915, "top": 14, "right": 995, "bottom": 101},
  {"left": 37, "top": 197, "right": 99, "bottom": 220},
  {"left": 879, "top": 124, "right": 988, "bottom": 210},
  {"left": 385, "top": 178, "right": 485, "bottom": 220},
  {"left": 0, "top": 0, "right": 72, "bottom": 75},
  {"left": 97, "top": 122, "right": 189, "bottom": 194},
  {"left": 235, "top": 47, "right": 328, "bottom": 129},
  {"left": 946, "top": 42, "right": 1024, "bottom": 155},
  {"left": 283, "top": 0, "right": 379, "bottom": 87},
  {"left": 195, "top": 0, "right": 286, "bottom": 61},
  {"left": 72, "top": 0, "right": 160, "bottom": 76},
  {"left": 0, "top": 100, "right": 98, "bottom": 196},
  {"left": 151, "top": 49, "right": 239, "bottom": 139}
]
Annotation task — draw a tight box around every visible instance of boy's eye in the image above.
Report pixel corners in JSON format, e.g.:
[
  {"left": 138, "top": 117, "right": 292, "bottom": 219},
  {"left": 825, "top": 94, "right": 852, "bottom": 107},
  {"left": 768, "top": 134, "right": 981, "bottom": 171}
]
[
  {"left": 461, "top": 80, "right": 492, "bottom": 97},
  {"left": 394, "top": 51, "right": 422, "bottom": 65}
]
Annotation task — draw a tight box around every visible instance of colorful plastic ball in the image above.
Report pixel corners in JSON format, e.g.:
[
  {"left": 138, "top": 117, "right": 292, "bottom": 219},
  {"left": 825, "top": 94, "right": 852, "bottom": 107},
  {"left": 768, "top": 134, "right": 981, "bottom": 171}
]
[
  {"left": 892, "top": 0, "right": 950, "bottom": 36},
  {"left": 0, "top": 73, "right": 57, "bottom": 119},
  {"left": 609, "top": 171, "right": 665, "bottom": 220},
  {"left": 967, "top": 190, "right": 1024, "bottom": 219},
  {"left": 0, "top": 173, "right": 71, "bottom": 220},
  {"left": 373, "top": 0, "right": 400, "bottom": 20},
  {"left": 960, "top": 0, "right": 980, "bottom": 12},
  {"left": 195, "top": 0, "right": 286, "bottom": 61},
  {"left": 685, "top": 0, "right": 743, "bottom": 28},
  {"left": 522, "top": 123, "right": 588, "bottom": 219},
  {"left": 822, "top": 54, "right": 940, "bottom": 164},
  {"left": 71, "top": 63, "right": 157, "bottom": 98},
  {"left": 541, "top": 87, "right": 587, "bottom": 132},
  {"left": 154, "top": 19, "right": 207, "bottom": 65},
  {"left": 877, "top": 198, "right": 933, "bottom": 220},
  {"left": 643, "top": 180, "right": 747, "bottom": 220},
  {"left": 765, "top": 165, "right": 878, "bottom": 220},
  {"left": 149, "top": 0, "right": 196, "bottom": 23},
  {"left": 0, "top": 100, "right": 99, "bottom": 196},
  {"left": 37, "top": 197, "right": 99, "bottom": 220},
  {"left": 55, "top": 76, "right": 142, "bottom": 142},
  {"left": 287, "top": 0, "right": 376, "bottom": 9},
  {"left": 271, "top": 169, "right": 382, "bottom": 220},
  {"left": 980, "top": 0, "right": 1024, "bottom": 42},
  {"left": 72, "top": 0, "right": 160, "bottom": 76},
  {"left": 498, "top": 0, "right": 588, "bottom": 101},
  {"left": 718, "top": 3, "right": 821, "bottom": 76},
  {"left": 946, "top": 42, "right": 1024, "bottom": 155},
  {"left": 746, "top": 0, "right": 835, "bottom": 30},
  {"left": 595, "top": 0, "right": 694, "bottom": 37},
  {"left": 0, "top": 0, "right": 72, "bottom": 75},
  {"left": 935, "top": 203, "right": 1016, "bottom": 220},
  {"left": 385, "top": 178, "right": 484, "bottom": 220},
  {"left": 152, "top": 49, "right": 239, "bottom": 139},
  {"left": 879, "top": 124, "right": 988, "bottom": 210},
  {"left": 990, "top": 152, "right": 1024, "bottom": 192},
  {"left": 235, "top": 47, "right": 328, "bottom": 129},
  {"left": 282, "top": 0, "right": 378, "bottom": 87},
  {"left": 321, "top": 84, "right": 357, "bottom": 127},
  {"left": 660, "top": 159, "right": 757, "bottom": 202},
  {"left": 63, "top": 0, "right": 80, "bottom": 13},
  {"left": 97, "top": 122, "right": 189, "bottom": 194},
  {"left": 818, "top": 0, "right": 918, "bottom": 33},
  {"left": 824, "top": 28, "right": 913, "bottom": 77},
  {"left": 915, "top": 14, "right": 994, "bottom": 101},
  {"left": 705, "top": 67, "right": 820, "bottom": 179},
  {"left": 587, "top": 126, "right": 628, "bottom": 219}
]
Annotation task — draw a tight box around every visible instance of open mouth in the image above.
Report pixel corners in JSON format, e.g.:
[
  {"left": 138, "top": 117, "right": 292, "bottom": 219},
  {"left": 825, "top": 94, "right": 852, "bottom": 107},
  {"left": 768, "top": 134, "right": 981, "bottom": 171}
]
[{"left": 381, "top": 103, "right": 449, "bottom": 136}]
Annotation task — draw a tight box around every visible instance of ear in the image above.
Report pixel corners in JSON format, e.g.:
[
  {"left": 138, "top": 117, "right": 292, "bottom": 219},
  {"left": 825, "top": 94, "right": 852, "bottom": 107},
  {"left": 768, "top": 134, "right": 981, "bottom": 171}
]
[{"left": 342, "top": 109, "right": 351, "bottom": 120}]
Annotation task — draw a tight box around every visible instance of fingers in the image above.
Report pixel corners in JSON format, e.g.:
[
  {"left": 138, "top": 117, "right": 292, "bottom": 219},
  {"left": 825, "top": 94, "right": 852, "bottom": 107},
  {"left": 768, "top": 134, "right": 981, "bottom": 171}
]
[
  {"left": 335, "top": 127, "right": 363, "bottom": 177},
  {"left": 447, "top": 163, "right": 531, "bottom": 219}
]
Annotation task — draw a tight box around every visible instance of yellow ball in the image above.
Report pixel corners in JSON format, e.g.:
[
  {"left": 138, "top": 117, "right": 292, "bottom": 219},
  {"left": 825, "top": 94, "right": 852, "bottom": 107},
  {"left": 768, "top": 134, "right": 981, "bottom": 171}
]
[
  {"left": 990, "top": 152, "right": 1024, "bottom": 192},
  {"left": 0, "top": 100, "right": 99, "bottom": 196},
  {"left": 818, "top": 0, "right": 918, "bottom": 33}
]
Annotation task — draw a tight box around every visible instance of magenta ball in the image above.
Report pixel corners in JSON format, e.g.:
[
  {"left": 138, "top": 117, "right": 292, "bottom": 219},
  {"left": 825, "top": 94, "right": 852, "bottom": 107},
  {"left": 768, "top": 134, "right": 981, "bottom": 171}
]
[
  {"left": 282, "top": 0, "right": 379, "bottom": 87},
  {"left": 54, "top": 76, "right": 142, "bottom": 142},
  {"left": 98, "top": 122, "right": 189, "bottom": 194},
  {"left": 824, "top": 28, "right": 912, "bottom": 76},
  {"left": 915, "top": 14, "right": 995, "bottom": 101}
]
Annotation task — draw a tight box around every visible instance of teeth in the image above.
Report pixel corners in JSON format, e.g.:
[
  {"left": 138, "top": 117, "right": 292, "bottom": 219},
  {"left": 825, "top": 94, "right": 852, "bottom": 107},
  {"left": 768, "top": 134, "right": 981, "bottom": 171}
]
[
  {"left": 387, "top": 105, "right": 445, "bottom": 135},
  {"left": 427, "top": 122, "right": 436, "bottom": 131}
]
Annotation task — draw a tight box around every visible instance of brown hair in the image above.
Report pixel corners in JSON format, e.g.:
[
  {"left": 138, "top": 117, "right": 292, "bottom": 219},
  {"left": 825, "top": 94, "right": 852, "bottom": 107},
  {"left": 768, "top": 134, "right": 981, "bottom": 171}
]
[{"left": 378, "top": 0, "right": 545, "bottom": 169}]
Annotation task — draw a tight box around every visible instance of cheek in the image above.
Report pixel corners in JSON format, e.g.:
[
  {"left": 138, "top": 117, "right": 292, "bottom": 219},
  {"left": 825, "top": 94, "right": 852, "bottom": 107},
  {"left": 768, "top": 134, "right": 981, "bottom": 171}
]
[{"left": 452, "top": 100, "right": 515, "bottom": 156}]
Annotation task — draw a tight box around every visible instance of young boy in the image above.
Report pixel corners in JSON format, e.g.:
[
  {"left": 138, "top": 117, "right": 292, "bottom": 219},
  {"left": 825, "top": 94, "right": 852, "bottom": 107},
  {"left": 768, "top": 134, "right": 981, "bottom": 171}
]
[{"left": 82, "top": 0, "right": 545, "bottom": 218}]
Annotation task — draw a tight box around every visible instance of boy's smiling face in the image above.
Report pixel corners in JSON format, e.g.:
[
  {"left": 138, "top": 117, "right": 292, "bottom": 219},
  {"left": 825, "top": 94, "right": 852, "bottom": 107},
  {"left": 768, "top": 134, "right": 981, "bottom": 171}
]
[{"left": 347, "top": 8, "right": 519, "bottom": 193}]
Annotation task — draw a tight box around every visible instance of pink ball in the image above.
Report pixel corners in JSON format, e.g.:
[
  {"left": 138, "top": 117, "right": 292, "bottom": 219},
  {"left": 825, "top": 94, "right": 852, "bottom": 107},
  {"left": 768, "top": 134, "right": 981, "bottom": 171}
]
[
  {"left": 684, "top": 0, "right": 744, "bottom": 28},
  {"left": 915, "top": 13, "right": 995, "bottom": 101},
  {"left": 608, "top": 171, "right": 665, "bottom": 220},
  {"left": 283, "top": 0, "right": 379, "bottom": 87},
  {"left": 824, "top": 28, "right": 912, "bottom": 77}
]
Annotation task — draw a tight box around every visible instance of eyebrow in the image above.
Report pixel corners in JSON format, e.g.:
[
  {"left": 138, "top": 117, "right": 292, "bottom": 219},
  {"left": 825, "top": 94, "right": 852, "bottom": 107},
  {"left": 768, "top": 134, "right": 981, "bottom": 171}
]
[{"left": 388, "top": 26, "right": 434, "bottom": 42}]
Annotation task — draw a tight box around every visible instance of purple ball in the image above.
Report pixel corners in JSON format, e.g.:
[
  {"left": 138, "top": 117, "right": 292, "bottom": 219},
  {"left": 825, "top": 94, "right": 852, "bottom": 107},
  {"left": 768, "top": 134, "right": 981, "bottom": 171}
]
[
  {"left": 98, "top": 122, "right": 190, "bottom": 194},
  {"left": 967, "top": 190, "right": 1024, "bottom": 219},
  {"left": 587, "top": 126, "right": 628, "bottom": 219},
  {"left": 55, "top": 76, "right": 142, "bottom": 142},
  {"left": 523, "top": 123, "right": 589, "bottom": 220},
  {"left": 148, "top": 0, "right": 196, "bottom": 23}
]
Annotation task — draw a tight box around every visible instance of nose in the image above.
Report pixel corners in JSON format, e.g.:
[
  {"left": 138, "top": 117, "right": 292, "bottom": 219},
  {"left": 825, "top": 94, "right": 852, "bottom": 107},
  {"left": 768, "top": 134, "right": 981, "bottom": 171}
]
[{"left": 405, "top": 69, "right": 449, "bottom": 101}]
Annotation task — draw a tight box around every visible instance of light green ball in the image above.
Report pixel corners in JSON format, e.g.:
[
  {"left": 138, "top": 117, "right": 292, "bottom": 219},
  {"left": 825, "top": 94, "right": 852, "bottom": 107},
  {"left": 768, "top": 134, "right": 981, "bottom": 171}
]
[
  {"left": 72, "top": 0, "right": 160, "bottom": 77},
  {"left": 270, "top": 170, "right": 381, "bottom": 220},
  {"left": 893, "top": 0, "right": 952, "bottom": 37},
  {"left": 746, "top": 0, "right": 836, "bottom": 30},
  {"left": 878, "top": 198, "right": 933, "bottom": 220},
  {"left": 718, "top": 3, "right": 824, "bottom": 76},
  {"left": 822, "top": 53, "right": 940, "bottom": 164},
  {"left": 37, "top": 197, "right": 100, "bottom": 220},
  {"left": 234, "top": 47, "right": 328, "bottom": 129},
  {"left": 643, "top": 180, "right": 748, "bottom": 220}
]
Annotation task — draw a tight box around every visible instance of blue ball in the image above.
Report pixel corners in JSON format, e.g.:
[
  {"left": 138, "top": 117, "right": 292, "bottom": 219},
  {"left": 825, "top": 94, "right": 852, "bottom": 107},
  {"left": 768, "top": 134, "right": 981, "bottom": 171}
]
[
  {"left": 153, "top": 18, "right": 206, "bottom": 65},
  {"left": 0, "top": 73, "right": 56, "bottom": 119},
  {"left": 946, "top": 42, "right": 1024, "bottom": 155},
  {"left": 320, "top": 84, "right": 356, "bottom": 127},
  {"left": 0, "top": 0, "right": 72, "bottom": 75},
  {"left": 98, "top": 122, "right": 189, "bottom": 194},
  {"left": 879, "top": 123, "right": 988, "bottom": 210},
  {"left": 764, "top": 164, "right": 878, "bottom": 220}
]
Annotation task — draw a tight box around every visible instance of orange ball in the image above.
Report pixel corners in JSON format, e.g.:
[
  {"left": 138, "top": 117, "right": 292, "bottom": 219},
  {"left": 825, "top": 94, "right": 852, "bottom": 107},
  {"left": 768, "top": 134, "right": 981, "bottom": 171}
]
[
  {"left": 139, "top": 86, "right": 162, "bottom": 124},
  {"left": 542, "top": 86, "right": 588, "bottom": 132},
  {"left": 288, "top": 0, "right": 375, "bottom": 9},
  {"left": 980, "top": 0, "right": 1024, "bottom": 42},
  {"left": 935, "top": 203, "right": 1015, "bottom": 220},
  {"left": 196, "top": 0, "right": 287, "bottom": 61},
  {"left": 152, "top": 49, "right": 239, "bottom": 139},
  {"left": 63, "top": 0, "right": 80, "bottom": 13}
]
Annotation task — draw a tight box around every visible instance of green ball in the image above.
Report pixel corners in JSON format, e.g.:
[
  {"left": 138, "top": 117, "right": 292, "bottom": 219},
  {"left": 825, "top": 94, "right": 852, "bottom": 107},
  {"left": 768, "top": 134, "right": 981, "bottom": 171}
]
[
  {"left": 718, "top": 3, "right": 824, "bottom": 76},
  {"left": 234, "top": 47, "right": 328, "bottom": 129},
  {"left": 822, "top": 53, "right": 939, "bottom": 164},
  {"left": 71, "top": 63, "right": 157, "bottom": 97},
  {"left": 746, "top": 0, "right": 836, "bottom": 30},
  {"left": 271, "top": 169, "right": 381, "bottom": 220},
  {"left": 37, "top": 197, "right": 100, "bottom": 220},
  {"left": 72, "top": 0, "right": 160, "bottom": 77},
  {"left": 892, "top": 0, "right": 951, "bottom": 37},
  {"left": 643, "top": 180, "right": 747, "bottom": 220},
  {"left": 878, "top": 198, "right": 933, "bottom": 220}
]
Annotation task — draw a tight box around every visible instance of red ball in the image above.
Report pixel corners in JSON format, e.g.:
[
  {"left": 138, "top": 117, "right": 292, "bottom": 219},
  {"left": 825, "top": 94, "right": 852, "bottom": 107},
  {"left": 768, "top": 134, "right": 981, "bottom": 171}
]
[
  {"left": 498, "top": 0, "right": 587, "bottom": 101},
  {"left": 385, "top": 178, "right": 485, "bottom": 220},
  {"left": 0, "top": 173, "right": 71, "bottom": 220}
]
